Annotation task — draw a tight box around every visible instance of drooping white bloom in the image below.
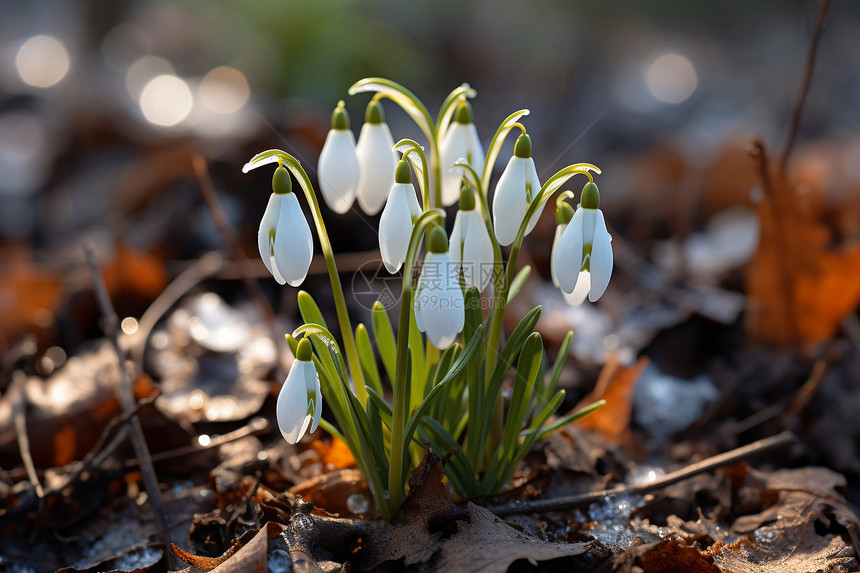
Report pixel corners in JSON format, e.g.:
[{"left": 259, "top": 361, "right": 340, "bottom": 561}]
[
  {"left": 449, "top": 186, "right": 494, "bottom": 291},
  {"left": 277, "top": 339, "right": 321, "bottom": 444},
  {"left": 317, "top": 101, "right": 360, "bottom": 214},
  {"left": 379, "top": 160, "right": 422, "bottom": 273},
  {"left": 258, "top": 167, "right": 313, "bottom": 287},
  {"left": 554, "top": 182, "right": 613, "bottom": 303},
  {"left": 492, "top": 133, "right": 544, "bottom": 247},
  {"left": 439, "top": 99, "right": 484, "bottom": 207},
  {"left": 355, "top": 101, "right": 398, "bottom": 215},
  {"left": 551, "top": 216, "right": 589, "bottom": 306},
  {"left": 414, "top": 227, "right": 465, "bottom": 348}
]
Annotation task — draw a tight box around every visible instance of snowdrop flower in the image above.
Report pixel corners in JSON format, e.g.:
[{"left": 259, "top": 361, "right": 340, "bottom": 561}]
[
  {"left": 449, "top": 184, "right": 494, "bottom": 291},
  {"left": 554, "top": 182, "right": 613, "bottom": 304},
  {"left": 379, "top": 160, "right": 422, "bottom": 273},
  {"left": 492, "top": 133, "right": 544, "bottom": 247},
  {"left": 551, "top": 200, "right": 588, "bottom": 306},
  {"left": 317, "top": 101, "right": 360, "bottom": 214},
  {"left": 355, "top": 101, "right": 398, "bottom": 215},
  {"left": 277, "top": 338, "right": 322, "bottom": 444},
  {"left": 439, "top": 99, "right": 484, "bottom": 207},
  {"left": 257, "top": 166, "right": 313, "bottom": 287},
  {"left": 414, "top": 226, "right": 465, "bottom": 348}
]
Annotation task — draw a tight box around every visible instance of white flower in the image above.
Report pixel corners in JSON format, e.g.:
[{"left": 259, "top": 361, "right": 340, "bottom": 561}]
[
  {"left": 317, "top": 101, "right": 360, "bottom": 214},
  {"left": 277, "top": 339, "right": 321, "bottom": 444},
  {"left": 554, "top": 182, "right": 613, "bottom": 304},
  {"left": 551, "top": 216, "right": 589, "bottom": 306},
  {"left": 449, "top": 187, "right": 494, "bottom": 291},
  {"left": 379, "top": 160, "right": 422, "bottom": 273},
  {"left": 355, "top": 101, "right": 398, "bottom": 215},
  {"left": 257, "top": 167, "right": 313, "bottom": 287},
  {"left": 439, "top": 100, "right": 484, "bottom": 207},
  {"left": 492, "top": 133, "right": 544, "bottom": 247},
  {"left": 414, "top": 227, "right": 465, "bottom": 348}
]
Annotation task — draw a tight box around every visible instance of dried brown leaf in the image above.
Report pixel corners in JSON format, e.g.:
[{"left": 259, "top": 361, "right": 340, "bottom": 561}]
[
  {"left": 432, "top": 503, "right": 590, "bottom": 573},
  {"left": 575, "top": 354, "right": 648, "bottom": 447}
]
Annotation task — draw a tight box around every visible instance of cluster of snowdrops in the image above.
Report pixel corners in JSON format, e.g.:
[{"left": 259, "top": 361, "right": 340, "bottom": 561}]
[{"left": 243, "top": 78, "right": 612, "bottom": 520}]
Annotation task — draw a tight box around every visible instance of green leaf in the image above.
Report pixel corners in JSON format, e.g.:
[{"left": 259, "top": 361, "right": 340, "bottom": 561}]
[
  {"left": 293, "top": 323, "right": 348, "bottom": 387},
  {"left": 402, "top": 325, "right": 483, "bottom": 457},
  {"left": 355, "top": 323, "right": 383, "bottom": 395},
  {"left": 371, "top": 301, "right": 397, "bottom": 385},
  {"left": 536, "top": 399, "right": 606, "bottom": 440},
  {"left": 418, "top": 417, "right": 481, "bottom": 498},
  {"left": 506, "top": 265, "right": 531, "bottom": 305},
  {"left": 408, "top": 303, "right": 426, "bottom": 406},
  {"left": 297, "top": 291, "right": 328, "bottom": 329},
  {"left": 484, "top": 332, "right": 543, "bottom": 493}
]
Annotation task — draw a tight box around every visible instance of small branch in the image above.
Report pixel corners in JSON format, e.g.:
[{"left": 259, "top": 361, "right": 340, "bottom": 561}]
[
  {"left": 780, "top": 0, "right": 831, "bottom": 173},
  {"left": 435, "top": 431, "right": 796, "bottom": 523},
  {"left": 12, "top": 372, "right": 43, "bottom": 500},
  {"left": 84, "top": 244, "right": 173, "bottom": 562},
  {"left": 782, "top": 358, "right": 828, "bottom": 423},
  {"left": 192, "top": 155, "right": 277, "bottom": 331},
  {"left": 847, "top": 523, "right": 860, "bottom": 562}
]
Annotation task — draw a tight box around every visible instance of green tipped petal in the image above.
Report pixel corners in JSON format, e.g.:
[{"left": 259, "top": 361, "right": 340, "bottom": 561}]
[
  {"left": 556, "top": 201, "right": 574, "bottom": 225},
  {"left": 514, "top": 133, "right": 532, "bottom": 159},
  {"left": 454, "top": 98, "right": 473, "bottom": 124},
  {"left": 427, "top": 225, "right": 449, "bottom": 254},
  {"left": 365, "top": 100, "right": 385, "bottom": 124},
  {"left": 296, "top": 337, "right": 313, "bottom": 361},
  {"left": 458, "top": 183, "right": 476, "bottom": 211}
]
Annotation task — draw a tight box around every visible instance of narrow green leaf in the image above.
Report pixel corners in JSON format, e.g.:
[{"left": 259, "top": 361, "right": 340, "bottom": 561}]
[
  {"left": 371, "top": 301, "right": 397, "bottom": 385},
  {"left": 297, "top": 291, "right": 328, "bottom": 329},
  {"left": 408, "top": 303, "right": 426, "bottom": 406},
  {"left": 355, "top": 323, "right": 383, "bottom": 395},
  {"left": 506, "top": 265, "right": 531, "bottom": 304},
  {"left": 436, "top": 83, "right": 477, "bottom": 139},
  {"left": 536, "top": 399, "right": 606, "bottom": 440}
]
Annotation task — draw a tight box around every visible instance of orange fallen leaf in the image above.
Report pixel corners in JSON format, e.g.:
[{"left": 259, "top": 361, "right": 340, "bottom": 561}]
[
  {"left": 746, "top": 149, "right": 860, "bottom": 348},
  {"left": 309, "top": 436, "right": 357, "bottom": 470},
  {"left": 574, "top": 354, "right": 648, "bottom": 447},
  {"left": 0, "top": 244, "right": 62, "bottom": 348}
]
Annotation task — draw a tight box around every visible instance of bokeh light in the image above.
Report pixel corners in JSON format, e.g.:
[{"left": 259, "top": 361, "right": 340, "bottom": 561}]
[
  {"left": 16, "top": 35, "right": 70, "bottom": 88},
  {"left": 139, "top": 74, "right": 193, "bottom": 126},
  {"left": 646, "top": 53, "right": 698, "bottom": 104},
  {"left": 125, "top": 55, "right": 174, "bottom": 99},
  {"left": 199, "top": 66, "right": 250, "bottom": 114}
]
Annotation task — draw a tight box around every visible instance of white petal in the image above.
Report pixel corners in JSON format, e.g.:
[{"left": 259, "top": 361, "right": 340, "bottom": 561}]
[
  {"left": 273, "top": 193, "right": 313, "bottom": 287},
  {"left": 521, "top": 157, "right": 544, "bottom": 237},
  {"left": 492, "top": 156, "right": 527, "bottom": 247},
  {"left": 277, "top": 360, "right": 313, "bottom": 444},
  {"left": 588, "top": 210, "right": 613, "bottom": 302},
  {"left": 555, "top": 208, "right": 585, "bottom": 293},
  {"left": 550, "top": 224, "right": 566, "bottom": 288},
  {"left": 355, "top": 122, "right": 398, "bottom": 215},
  {"left": 440, "top": 123, "right": 484, "bottom": 207},
  {"left": 378, "top": 183, "right": 417, "bottom": 273},
  {"left": 414, "top": 252, "right": 464, "bottom": 348},
  {"left": 309, "top": 365, "right": 322, "bottom": 434},
  {"left": 318, "top": 129, "right": 359, "bottom": 214},
  {"left": 448, "top": 211, "right": 466, "bottom": 267},
  {"left": 461, "top": 210, "right": 494, "bottom": 291},
  {"left": 567, "top": 270, "right": 591, "bottom": 307},
  {"left": 258, "top": 193, "right": 285, "bottom": 284}
]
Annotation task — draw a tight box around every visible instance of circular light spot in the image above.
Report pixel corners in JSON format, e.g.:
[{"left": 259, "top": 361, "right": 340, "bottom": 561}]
[
  {"left": 139, "top": 74, "right": 193, "bottom": 126},
  {"left": 646, "top": 53, "right": 698, "bottom": 104},
  {"left": 199, "top": 66, "right": 250, "bottom": 114},
  {"left": 121, "top": 316, "right": 139, "bottom": 334},
  {"left": 16, "top": 35, "right": 70, "bottom": 88},
  {"left": 198, "top": 434, "right": 211, "bottom": 447},
  {"left": 125, "top": 56, "right": 174, "bottom": 99}
]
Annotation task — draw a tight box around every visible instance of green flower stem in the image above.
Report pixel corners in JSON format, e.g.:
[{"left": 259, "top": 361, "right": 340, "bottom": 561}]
[
  {"left": 482, "top": 164, "right": 600, "bottom": 454},
  {"left": 244, "top": 150, "right": 367, "bottom": 406},
  {"left": 393, "top": 139, "right": 431, "bottom": 211},
  {"left": 389, "top": 209, "right": 444, "bottom": 513}
]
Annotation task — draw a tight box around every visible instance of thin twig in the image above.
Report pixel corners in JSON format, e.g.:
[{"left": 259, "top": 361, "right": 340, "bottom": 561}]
[
  {"left": 84, "top": 244, "right": 173, "bottom": 562},
  {"left": 12, "top": 372, "right": 43, "bottom": 500},
  {"left": 117, "top": 417, "right": 271, "bottom": 469},
  {"left": 782, "top": 358, "right": 828, "bottom": 423},
  {"left": 436, "top": 431, "right": 796, "bottom": 523},
  {"left": 130, "top": 252, "right": 226, "bottom": 371},
  {"left": 780, "top": 0, "right": 831, "bottom": 173},
  {"left": 192, "top": 155, "right": 277, "bottom": 330},
  {"left": 847, "top": 523, "right": 860, "bottom": 562}
]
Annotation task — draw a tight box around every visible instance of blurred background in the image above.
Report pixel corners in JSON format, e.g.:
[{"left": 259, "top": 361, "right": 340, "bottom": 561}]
[{"left": 2, "top": 0, "right": 860, "bottom": 368}]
